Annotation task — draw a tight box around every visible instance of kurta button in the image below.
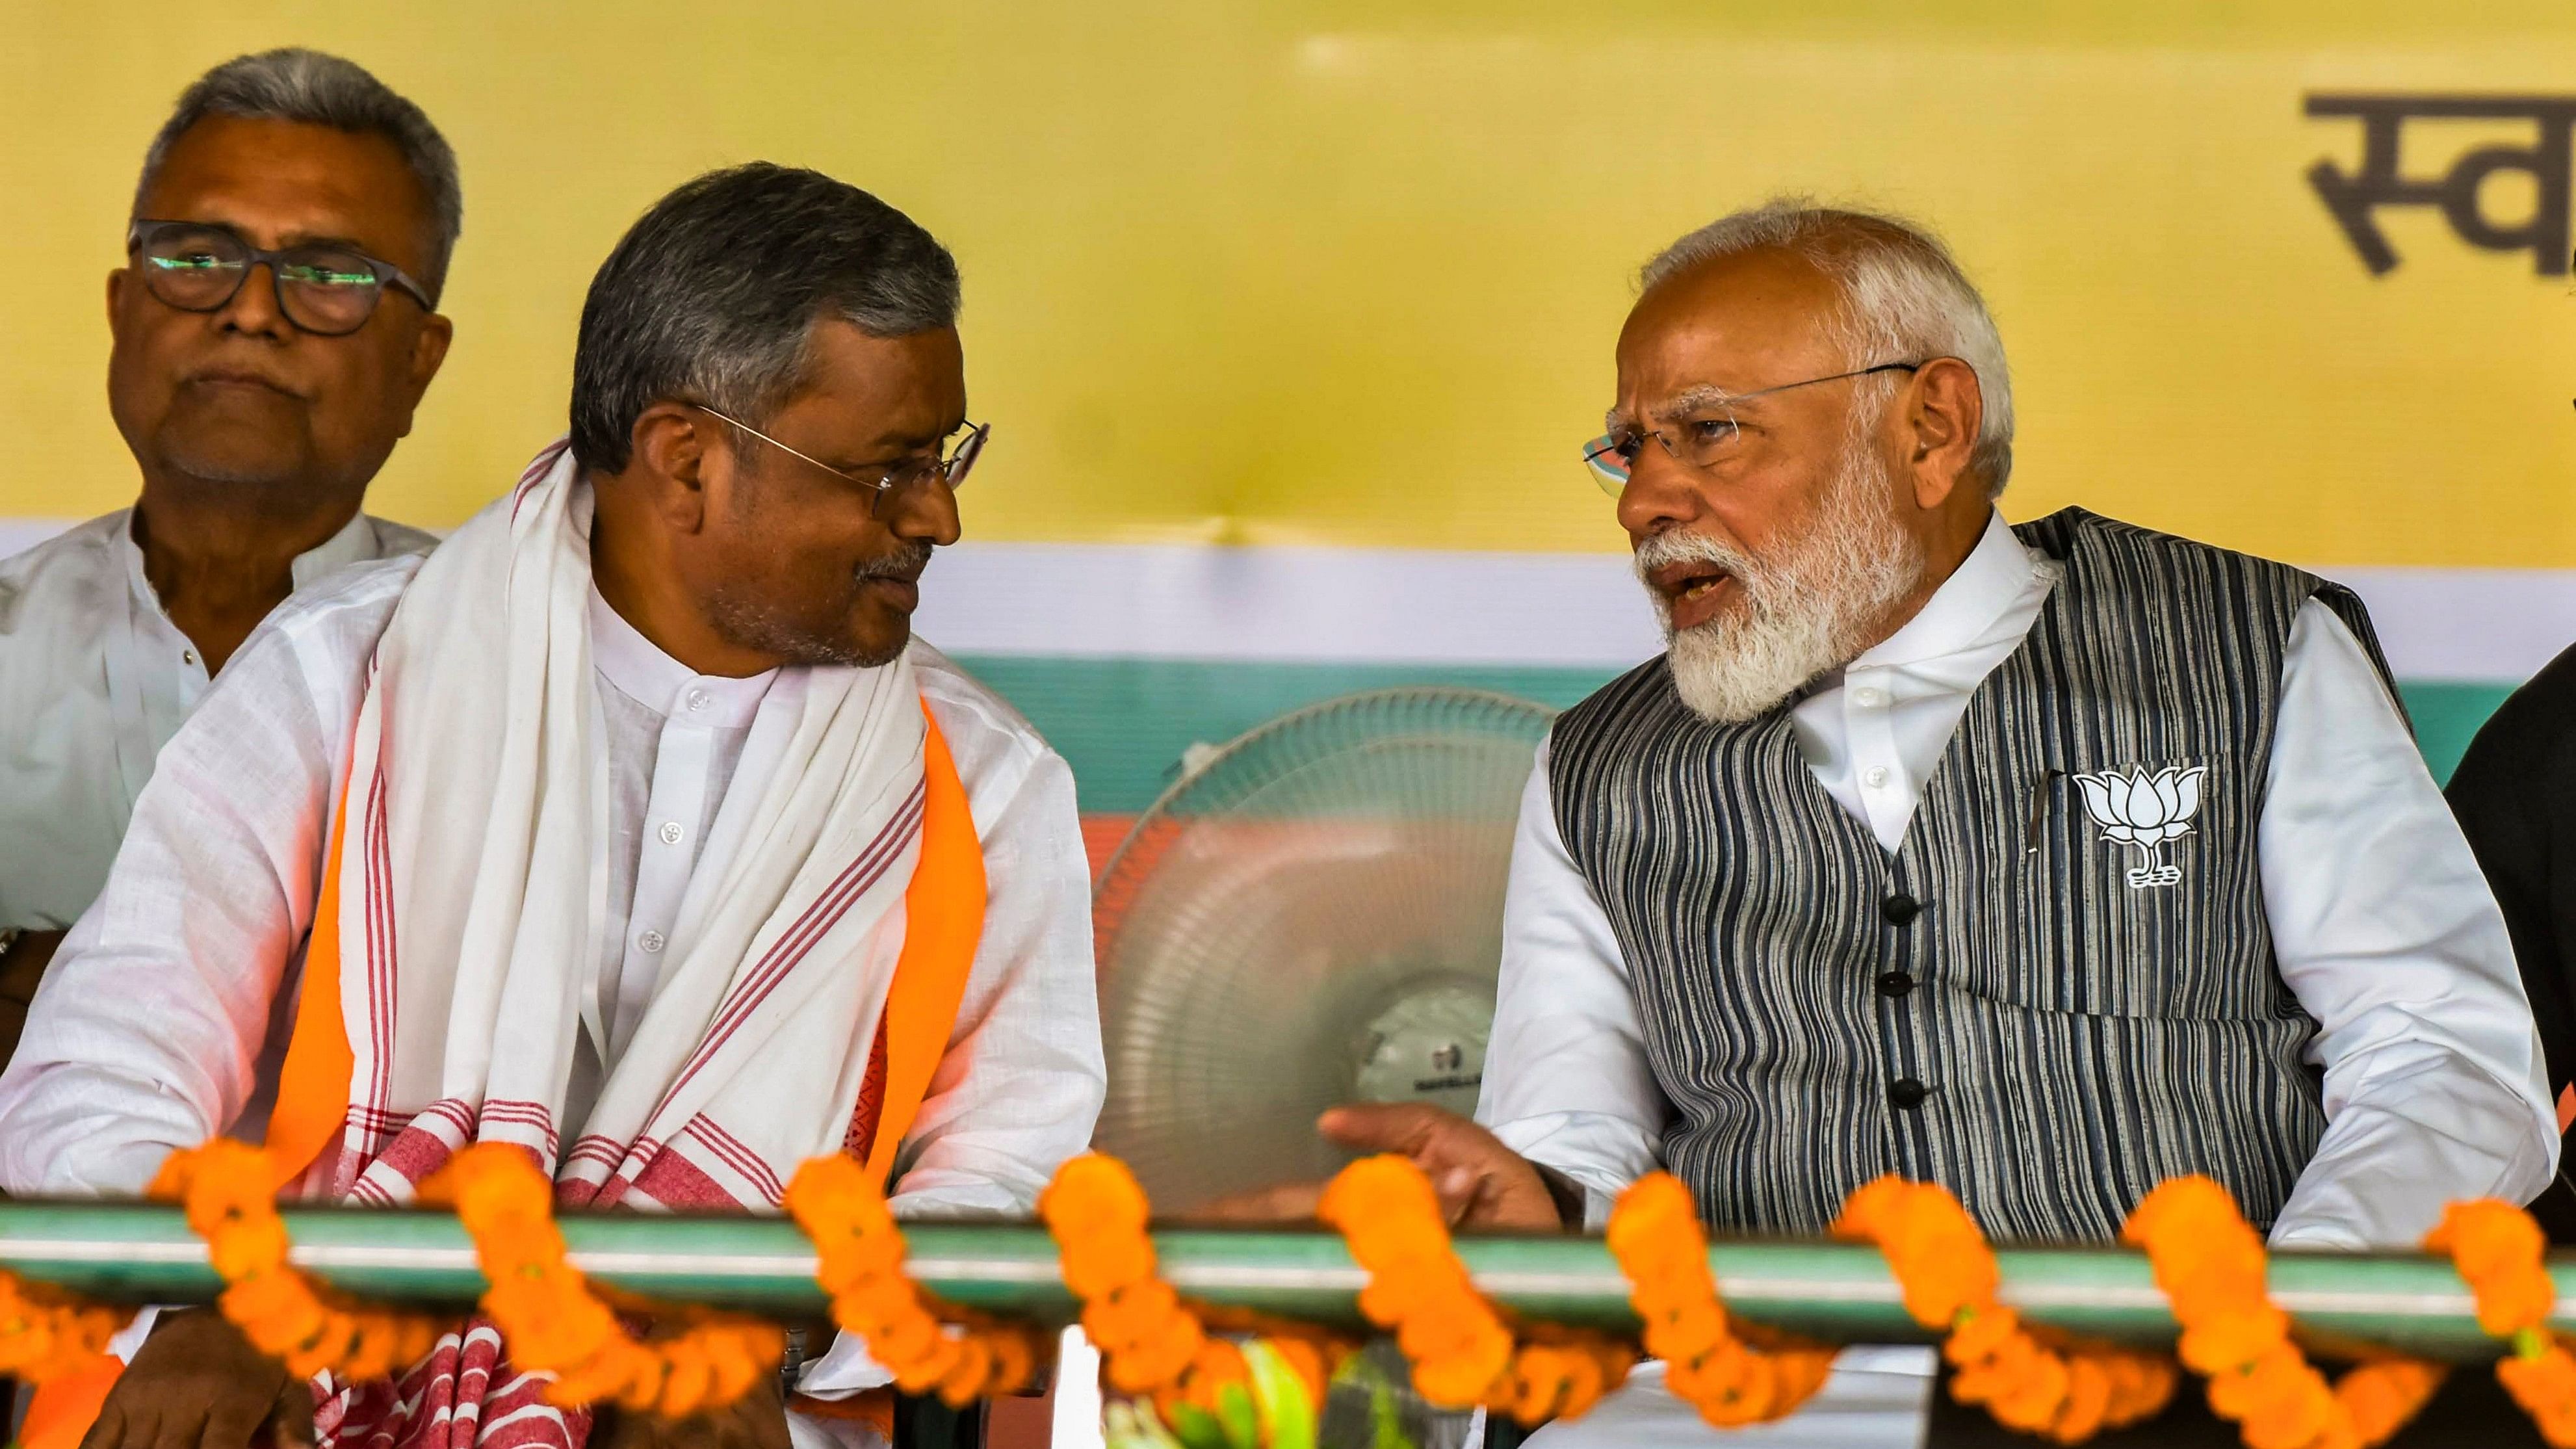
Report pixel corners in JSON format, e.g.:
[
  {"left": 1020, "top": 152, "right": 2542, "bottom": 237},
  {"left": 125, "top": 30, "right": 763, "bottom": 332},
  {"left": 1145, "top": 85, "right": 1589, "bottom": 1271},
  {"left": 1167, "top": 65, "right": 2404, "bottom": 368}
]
[
  {"left": 1876, "top": 971, "right": 1913, "bottom": 998},
  {"left": 1889, "top": 1078, "right": 1928, "bottom": 1109},
  {"left": 1882, "top": 893, "right": 1921, "bottom": 925}
]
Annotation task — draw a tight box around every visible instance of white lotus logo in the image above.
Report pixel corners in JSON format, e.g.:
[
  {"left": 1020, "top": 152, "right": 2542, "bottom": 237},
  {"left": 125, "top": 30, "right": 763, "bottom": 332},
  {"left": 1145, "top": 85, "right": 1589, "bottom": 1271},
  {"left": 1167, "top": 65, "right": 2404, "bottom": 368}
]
[{"left": 2075, "top": 765, "right": 2207, "bottom": 889}]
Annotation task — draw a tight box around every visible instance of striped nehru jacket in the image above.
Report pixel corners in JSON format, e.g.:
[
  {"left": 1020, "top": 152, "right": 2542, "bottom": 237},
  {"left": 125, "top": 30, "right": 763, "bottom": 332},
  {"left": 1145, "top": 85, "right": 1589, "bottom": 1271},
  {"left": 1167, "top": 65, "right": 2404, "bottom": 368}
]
[{"left": 1546, "top": 508, "right": 2393, "bottom": 1243}]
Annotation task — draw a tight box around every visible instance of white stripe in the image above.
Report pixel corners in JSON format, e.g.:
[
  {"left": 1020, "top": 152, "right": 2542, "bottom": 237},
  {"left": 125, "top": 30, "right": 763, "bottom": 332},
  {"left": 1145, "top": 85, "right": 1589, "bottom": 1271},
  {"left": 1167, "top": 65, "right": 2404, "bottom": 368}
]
[
  {"left": 916, "top": 540, "right": 2576, "bottom": 684},
  {"left": 2, "top": 519, "right": 2563, "bottom": 683},
  {"left": 914, "top": 541, "right": 1665, "bottom": 668},
  {"left": 2315, "top": 566, "right": 2576, "bottom": 683}
]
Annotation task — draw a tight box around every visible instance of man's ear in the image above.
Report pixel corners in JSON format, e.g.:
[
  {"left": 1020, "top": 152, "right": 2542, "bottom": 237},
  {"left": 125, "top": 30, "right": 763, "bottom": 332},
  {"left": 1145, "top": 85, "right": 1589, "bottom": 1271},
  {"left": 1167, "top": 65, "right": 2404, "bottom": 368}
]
[
  {"left": 627, "top": 403, "right": 717, "bottom": 534},
  {"left": 1902, "top": 357, "right": 1984, "bottom": 509},
  {"left": 385, "top": 317, "right": 456, "bottom": 443},
  {"left": 406, "top": 313, "right": 454, "bottom": 395}
]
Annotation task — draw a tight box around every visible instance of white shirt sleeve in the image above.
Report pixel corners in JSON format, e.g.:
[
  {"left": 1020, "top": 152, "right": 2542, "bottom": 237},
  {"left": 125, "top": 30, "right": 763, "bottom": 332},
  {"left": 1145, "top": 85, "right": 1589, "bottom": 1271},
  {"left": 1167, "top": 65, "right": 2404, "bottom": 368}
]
[
  {"left": 1474, "top": 746, "right": 1667, "bottom": 1225},
  {"left": 800, "top": 666, "right": 1107, "bottom": 1402},
  {"left": 2263, "top": 599, "right": 2558, "bottom": 1248},
  {"left": 883, "top": 670, "right": 1106, "bottom": 1219},
  {"left": 0, "top": 578, "right": 374, "bottom": 1194}
]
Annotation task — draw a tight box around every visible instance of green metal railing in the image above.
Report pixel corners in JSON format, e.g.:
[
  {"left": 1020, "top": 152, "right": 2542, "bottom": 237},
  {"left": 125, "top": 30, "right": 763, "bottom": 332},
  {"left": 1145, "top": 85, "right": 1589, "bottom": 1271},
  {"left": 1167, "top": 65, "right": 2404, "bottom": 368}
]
[{"left": 0, "top": 1200, "right": 2558, "bottom": 1363}]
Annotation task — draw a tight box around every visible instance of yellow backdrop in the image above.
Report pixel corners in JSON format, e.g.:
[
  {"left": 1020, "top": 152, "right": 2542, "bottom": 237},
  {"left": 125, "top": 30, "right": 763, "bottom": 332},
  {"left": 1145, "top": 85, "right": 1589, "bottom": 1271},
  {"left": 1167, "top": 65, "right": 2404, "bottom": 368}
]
[{"left": 5, "top": 0, "right": 2574, "bottom": 566}]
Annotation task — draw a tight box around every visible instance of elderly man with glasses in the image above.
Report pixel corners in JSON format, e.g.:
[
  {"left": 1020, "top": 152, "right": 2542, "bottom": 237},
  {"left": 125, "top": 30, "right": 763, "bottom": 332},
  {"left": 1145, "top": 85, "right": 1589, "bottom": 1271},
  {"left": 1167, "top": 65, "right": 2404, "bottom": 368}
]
[
  {"left": 1280, "top": 203, "right": 2555, "bottom": 1444},
  {"left": 0, "top": 163, "right": 1102, "bottom": 1449},
  {"left": 0, "top": 49, "right": 455, "bottom": 1062}
]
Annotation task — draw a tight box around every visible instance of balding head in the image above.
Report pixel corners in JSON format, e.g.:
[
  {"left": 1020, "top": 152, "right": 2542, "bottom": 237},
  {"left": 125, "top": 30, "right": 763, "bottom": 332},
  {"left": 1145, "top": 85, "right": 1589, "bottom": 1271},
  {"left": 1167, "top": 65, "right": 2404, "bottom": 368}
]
[{"left": 1640, "top": 202, "right": 2013, "bottom": 494}]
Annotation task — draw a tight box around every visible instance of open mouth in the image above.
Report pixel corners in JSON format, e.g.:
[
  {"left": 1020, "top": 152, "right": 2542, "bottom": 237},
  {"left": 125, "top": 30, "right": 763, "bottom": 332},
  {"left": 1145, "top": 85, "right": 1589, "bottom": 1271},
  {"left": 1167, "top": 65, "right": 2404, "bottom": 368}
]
[{"left": 1643, "top": 556, "right": 1741, "bottom": 631}]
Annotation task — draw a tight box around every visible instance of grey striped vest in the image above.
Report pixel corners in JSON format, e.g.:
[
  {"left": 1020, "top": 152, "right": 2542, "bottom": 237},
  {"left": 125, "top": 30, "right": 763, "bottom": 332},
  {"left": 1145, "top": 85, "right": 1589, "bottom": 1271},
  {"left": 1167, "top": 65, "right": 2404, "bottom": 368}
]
[{"left": 1547, "top": 508, "right": 2395, "bottom": 1243}]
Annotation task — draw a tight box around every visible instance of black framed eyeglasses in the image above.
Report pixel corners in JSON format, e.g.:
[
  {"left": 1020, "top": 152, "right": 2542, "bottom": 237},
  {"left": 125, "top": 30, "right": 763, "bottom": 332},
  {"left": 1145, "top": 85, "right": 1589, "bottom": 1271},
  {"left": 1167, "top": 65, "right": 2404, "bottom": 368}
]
[
  {"left": 694, "top": 404, "right": 989, "bottom": 504},
  {"left": 126, "top": 220, "right": 434, "bottom": 337},
  {"left": 1581, "top": 360, "right": 1927, "bottom": 495}
]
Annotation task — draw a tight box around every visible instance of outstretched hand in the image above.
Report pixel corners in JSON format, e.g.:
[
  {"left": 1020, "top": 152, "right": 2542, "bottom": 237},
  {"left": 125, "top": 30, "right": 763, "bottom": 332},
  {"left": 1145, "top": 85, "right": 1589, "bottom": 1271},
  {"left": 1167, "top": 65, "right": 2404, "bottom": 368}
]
[
  {"left": 1193, "top": 1102, "right": 1566, "bottom": 1231},
  {"left": 81, "top": 1308, "right": 309, "bottom": 1449}
]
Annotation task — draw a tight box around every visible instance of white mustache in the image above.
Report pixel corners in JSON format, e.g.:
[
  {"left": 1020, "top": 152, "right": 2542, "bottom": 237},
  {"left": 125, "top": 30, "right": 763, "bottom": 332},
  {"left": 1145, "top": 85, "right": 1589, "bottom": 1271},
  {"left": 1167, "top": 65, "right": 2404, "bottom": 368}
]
[{"left": 1633, "top": 531, "right": 1767, "bottom": 604}]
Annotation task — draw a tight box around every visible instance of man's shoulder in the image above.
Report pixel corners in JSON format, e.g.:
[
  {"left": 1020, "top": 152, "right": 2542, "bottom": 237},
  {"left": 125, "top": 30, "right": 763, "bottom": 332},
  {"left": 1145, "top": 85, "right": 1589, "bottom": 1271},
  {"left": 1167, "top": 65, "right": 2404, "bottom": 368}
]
[
  {"left": 2456, "top": 641, "right": 2576, "bottom": 795},
  {"left": 362, "top": 515, "right": 441, "bottom": 560},
  {"left": 2016, "top": 507, "right": 2312, "bottom": 581},
  {"left": 253, "top": 552, "right": 426, "bottom": 659},
  {"left": 0, "top": 513, "right": 131, "bottom": 634},
  {"left": 909, "top": 637, "right": 1052, "bottom": 764}
]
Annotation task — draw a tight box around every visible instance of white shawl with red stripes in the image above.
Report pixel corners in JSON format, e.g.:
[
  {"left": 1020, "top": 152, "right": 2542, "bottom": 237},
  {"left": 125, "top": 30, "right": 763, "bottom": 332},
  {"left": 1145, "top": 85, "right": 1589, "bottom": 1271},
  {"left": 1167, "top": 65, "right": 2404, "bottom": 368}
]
[
  {"left": 320, "top": 439, "right": 926, "bottom": 1205},
  {"left": 302, "top": 442, "right": 928, "bottom": 1445}
]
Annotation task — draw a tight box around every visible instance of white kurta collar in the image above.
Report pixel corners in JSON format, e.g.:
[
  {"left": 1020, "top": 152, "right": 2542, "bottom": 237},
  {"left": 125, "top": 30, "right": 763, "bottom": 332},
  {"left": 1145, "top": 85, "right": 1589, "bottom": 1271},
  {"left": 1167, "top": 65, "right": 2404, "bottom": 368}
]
[
  {"left": 586, "top": 587, "right": 774, "bottom": 728},
  {"left": 1843, "top": 510, "right": 2036, "bottom": 673}
]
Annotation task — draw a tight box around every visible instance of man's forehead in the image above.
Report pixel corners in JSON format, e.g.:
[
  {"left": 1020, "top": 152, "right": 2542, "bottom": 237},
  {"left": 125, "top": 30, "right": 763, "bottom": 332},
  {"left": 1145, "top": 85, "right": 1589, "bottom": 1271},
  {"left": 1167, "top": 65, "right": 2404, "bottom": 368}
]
[
  {"left": 787, "top": 320, "right": 968, "bottom": 449},
  {"left": 138, "top": 116, "right": 431, "bottom": 265},
  {"left": 1613, "top": 250, "right": 1845, "bottom": 408}
]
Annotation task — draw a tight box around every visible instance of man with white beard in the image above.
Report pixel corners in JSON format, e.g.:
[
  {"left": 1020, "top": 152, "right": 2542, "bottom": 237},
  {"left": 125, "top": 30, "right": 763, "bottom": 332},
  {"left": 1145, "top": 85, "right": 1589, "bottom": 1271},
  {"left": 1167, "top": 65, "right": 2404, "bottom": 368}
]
[{"left": 1289, "top": 203, "right": 2557, "bottom": 1445}]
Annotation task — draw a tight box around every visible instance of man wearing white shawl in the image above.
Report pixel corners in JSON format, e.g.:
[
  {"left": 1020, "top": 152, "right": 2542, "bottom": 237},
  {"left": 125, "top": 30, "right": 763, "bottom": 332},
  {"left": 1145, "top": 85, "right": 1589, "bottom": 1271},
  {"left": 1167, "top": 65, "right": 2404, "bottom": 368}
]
[{"left": 0, "top": 164, "right": 1104, "bottom": 1449}]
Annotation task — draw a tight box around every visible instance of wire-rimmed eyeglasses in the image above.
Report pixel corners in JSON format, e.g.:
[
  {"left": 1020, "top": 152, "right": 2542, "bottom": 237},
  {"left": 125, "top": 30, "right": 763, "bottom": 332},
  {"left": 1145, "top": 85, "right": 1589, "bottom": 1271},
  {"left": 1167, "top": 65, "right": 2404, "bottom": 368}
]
[
  {"left": 693, "top": 404, "right": 988, "bottom": 503},
  {"left": 127, "top": 220, "right": 433, "bottom": 337},
  {"left": 1580, "top": 361, "right": 1926, "bottom": 495}
]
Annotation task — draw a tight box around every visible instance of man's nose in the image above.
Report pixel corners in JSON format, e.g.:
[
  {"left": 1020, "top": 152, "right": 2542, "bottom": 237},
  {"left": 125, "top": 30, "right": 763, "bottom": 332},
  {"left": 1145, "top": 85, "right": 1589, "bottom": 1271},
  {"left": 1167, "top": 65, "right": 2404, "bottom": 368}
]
[
  {"left": 881, "top": 475, "right": 963, "bottom": 549},
  {"left": 213, "top": 262, "right": 295, "bottom": 341},
  {"left": 1614, "top": 443, "right": 1708, "bottom": 542}
]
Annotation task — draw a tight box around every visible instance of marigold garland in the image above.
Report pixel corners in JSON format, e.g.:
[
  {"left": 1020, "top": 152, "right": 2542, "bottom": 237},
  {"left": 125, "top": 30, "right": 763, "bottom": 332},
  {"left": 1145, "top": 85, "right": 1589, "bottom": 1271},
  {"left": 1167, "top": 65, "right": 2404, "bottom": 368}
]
[
  {"left": 1038, "top": 1153, "right": 1350, "bottom": 1445},
  {"left": 1837, "top": 1175, "right": 2176, "bottom": 1443},
  {"left": 2124, "top": 1176, "right": 2442, "bottom": 1449},
  {"left": 1604, "top": 1172, "right": 1836, "bottom": 1428},
  {"left": 1317, "top": 1154, "right": 1635, "bottom": 1425},
  {"left": 151, "top": 1142, "right": 439, "bottom": 1383},
  {"left": 64, "top": 1140, "right": 2576, "bottom": 1449},
  {"left": 782, "top": 1153, "right": 1044, "bottom": 1408},
  {"left": 0, "top": 1270, "right": 127, "bottom": 1381},
  {"left": 2426, "top": 1199, "right": 2576, "bottom": 1446},
  {"left": 429, "top": 1142, "right": 783, "bottom": 1415}
]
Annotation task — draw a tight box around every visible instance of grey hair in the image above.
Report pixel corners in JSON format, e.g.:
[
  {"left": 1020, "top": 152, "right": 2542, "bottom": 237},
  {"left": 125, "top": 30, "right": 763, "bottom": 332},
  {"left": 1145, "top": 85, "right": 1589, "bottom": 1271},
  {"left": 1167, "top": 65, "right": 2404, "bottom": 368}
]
[
  {"left": 569, "top": 163, "right": 960, "bottom": 476},
  {"left": 1643, "top": 200, "right": 2016, "bottom": 495},
  {"left": 135, "top": 49, "right": 462, "bottom": 304}
]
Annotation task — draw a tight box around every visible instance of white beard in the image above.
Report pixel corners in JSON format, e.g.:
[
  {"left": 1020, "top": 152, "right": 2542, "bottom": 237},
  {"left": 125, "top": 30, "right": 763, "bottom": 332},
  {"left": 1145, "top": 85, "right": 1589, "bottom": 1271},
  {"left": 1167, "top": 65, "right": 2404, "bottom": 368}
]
[{"left": 1638, "top": 437, "right": 1929, "bottom": 725}]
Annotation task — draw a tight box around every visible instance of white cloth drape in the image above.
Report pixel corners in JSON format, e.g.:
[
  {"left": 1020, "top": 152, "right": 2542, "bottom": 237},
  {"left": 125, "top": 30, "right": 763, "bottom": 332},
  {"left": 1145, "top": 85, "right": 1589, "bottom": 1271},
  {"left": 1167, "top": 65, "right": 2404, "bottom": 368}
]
[{"left": 323, "top": 441, "right": 928, "bottom": 1212}]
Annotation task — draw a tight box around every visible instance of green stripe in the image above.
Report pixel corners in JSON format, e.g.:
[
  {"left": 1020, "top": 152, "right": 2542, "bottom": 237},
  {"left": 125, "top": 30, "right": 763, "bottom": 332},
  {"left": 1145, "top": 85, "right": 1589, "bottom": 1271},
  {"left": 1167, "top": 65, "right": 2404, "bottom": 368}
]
[
  {"left": 952, "top": 656, "right": 2521, "bottom": 815},
  {"left": 2400, "top": 681, "right": 2516, "bottom": 785}
]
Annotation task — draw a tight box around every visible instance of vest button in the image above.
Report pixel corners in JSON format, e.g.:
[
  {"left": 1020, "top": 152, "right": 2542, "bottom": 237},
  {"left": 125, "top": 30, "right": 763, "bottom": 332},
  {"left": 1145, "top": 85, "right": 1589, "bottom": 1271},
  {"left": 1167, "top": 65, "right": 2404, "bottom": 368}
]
[
  {"left": 1882, "top": 893, "right": 1922, "bottom": 926},
  {"left": 1876, "top": 971, "right": 1914, "bottom": 998},
  {"left": 1888, "top": 1078, "right": 1929, "bottom": 1110}
]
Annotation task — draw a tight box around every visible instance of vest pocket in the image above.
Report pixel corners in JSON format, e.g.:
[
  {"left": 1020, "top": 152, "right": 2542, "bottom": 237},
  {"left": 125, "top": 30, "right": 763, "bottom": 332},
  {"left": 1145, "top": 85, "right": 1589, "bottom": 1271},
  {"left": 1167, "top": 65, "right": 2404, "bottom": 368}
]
[{"left": 1961, "top": 756, "right": 2278, "bottom": 1021}]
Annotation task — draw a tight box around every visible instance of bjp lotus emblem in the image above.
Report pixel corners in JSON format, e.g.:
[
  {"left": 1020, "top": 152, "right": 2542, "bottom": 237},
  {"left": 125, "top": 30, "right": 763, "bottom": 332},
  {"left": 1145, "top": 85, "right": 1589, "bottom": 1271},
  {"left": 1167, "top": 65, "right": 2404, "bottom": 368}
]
[{"left": 2075, "top": 765, "right": 2207, "bottom": 889}]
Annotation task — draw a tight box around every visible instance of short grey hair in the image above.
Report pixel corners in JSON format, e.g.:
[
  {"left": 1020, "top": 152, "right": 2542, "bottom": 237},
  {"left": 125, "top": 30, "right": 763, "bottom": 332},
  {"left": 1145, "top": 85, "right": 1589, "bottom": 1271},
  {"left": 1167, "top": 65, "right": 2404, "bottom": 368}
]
[
  {"left": 568, "top": 163, "right": 961, "bottom": 476},
  {"left": 135, "top": 49, "right": 462, "bottom": 303},
  {"left": 1643, "top": 200, "right": 2015, "bottom": 495}
]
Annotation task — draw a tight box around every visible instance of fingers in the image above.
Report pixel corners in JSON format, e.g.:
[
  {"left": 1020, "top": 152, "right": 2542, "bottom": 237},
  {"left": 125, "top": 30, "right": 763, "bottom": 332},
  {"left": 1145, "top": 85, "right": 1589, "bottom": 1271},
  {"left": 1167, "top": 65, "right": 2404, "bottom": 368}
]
[
  {"left": 1433, "top": 1165, "right": 1481, "bottom": 1225},
  {"left": 259, "top": 1373, "right": 318, "bottom": 1449},
  {"left": 77, "top": 1400, "right": 127, "bottom": 1449},
  {"left": 1315, "top": 1101, "right": 1454, "bottom": 1155},
  {"left": 200, "top": 1401, "right": 267, "bottom": 1449},
  {"left": 1186, "top": 1181, "right": 1325, "bottom": 1223}
]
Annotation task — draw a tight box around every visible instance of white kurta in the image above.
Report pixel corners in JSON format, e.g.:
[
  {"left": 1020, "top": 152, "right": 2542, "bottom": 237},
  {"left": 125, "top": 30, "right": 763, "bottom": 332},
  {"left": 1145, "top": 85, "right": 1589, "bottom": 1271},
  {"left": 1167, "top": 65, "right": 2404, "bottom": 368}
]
[
  {"left": 0, "top": 509, "right": 435, "bottom": 932},
  {"left": 0, "top": 551, "right": 1105, "bottom": 1212},
  {"left": 1479, "top": 512, "right": 2555, "bottom": 1446}
]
